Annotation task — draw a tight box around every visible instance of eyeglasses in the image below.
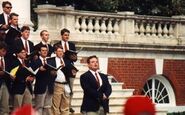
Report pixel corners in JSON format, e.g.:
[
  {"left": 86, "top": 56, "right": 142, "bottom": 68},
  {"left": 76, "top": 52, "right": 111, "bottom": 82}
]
[{"left": 5, "top": 6, "right": 12, "bottom": 9}]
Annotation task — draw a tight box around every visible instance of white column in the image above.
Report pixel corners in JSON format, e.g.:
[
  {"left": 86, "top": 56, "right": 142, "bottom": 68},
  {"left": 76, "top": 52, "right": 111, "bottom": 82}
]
[{"left": 0, "top": 0, "right": 33, "bottom": 27}]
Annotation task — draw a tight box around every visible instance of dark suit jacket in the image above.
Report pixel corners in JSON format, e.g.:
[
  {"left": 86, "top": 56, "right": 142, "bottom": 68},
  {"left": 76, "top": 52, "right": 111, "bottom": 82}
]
[
  {"left": 0, "top": 13, "right": 6, "bottom": 27},
  {"left": 0, "top": 57, "right": 13, "bottom": 93},
  {"left": 34, "top": 42, "right": 53, "bottom": 57},
  {"left": 13, "top": 38, "right": 34, "bottom": 55},
  {"left": 53, "top": 41, "right": 76, "bottom": 51},
  {"left": 80, "top": 71, "right": 112, "bottom": 113},
  {"left": 32, "top": 58, "right": 55, "bottom": 94},
  {"left": 11, "top": 58, "right": 33, "bottom": 94},
  {"left": 47, "top": 57, "right": 70, "bottom": 84},
  {"left": 5, "top": 26, "right": 21, "bottom": 58}
]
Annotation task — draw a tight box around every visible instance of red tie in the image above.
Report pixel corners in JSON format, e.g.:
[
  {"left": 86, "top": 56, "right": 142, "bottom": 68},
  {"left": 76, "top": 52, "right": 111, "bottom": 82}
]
[
  {"left": 95, "top": 72, "right": 100, "bottom": 87},
  {"left": 25, "top": 40, "right": 28, "bottom": 53},
  {"left": 22, "top": 59, "right": 25, "bottom": 66},
  {"left": 43, "top": 58, "right": 46, "bottom": 65},
  {"left": 64, "top": 42, "right": 68, "bottom": 52},
  {"left": 1, "top": 57, "right": 4, "bottom": 70}
]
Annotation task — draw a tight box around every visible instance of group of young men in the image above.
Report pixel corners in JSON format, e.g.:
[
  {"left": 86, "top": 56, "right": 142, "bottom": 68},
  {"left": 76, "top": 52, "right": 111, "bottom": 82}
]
[{"left": 0, "top": 1, "right": 112, "bottom": 115}]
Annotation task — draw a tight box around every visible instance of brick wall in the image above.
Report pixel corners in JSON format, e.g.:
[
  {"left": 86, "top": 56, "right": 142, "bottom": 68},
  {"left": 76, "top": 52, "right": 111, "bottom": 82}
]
[
  {"left": 163, "top": 59, "right": 185, "bottom": 105},
  {"left": 107, "top": 58, "right": 155, "bottom": 95}
]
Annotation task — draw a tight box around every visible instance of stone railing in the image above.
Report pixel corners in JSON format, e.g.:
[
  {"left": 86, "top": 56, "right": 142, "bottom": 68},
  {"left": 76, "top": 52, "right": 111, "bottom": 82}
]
[{"left": 34, "top": 5, "right": 185, "bottom": 45}]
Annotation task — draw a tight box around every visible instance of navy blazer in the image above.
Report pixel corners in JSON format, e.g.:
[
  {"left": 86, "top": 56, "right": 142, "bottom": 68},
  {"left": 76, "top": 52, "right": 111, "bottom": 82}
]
[
  {"left": 13, "top": 38, "right": 34, "bottom": 54},
  {"left": 34, "top": 42, "right": 53, "bottom": 57},
  {"left": 0, "top": 13, "right": 6, "bottom": 27},
  {"left": 53, "top": 41, "right": 76, "bottom": 51},
  {"left": 11, "top": 58, "right": 33, "bottom": 94},
  {"left": 47, "top": 57, "right": 70, "bottom": 83},
  {"left": 0, "top": 57, "right": 12, "bottom": 93},
  {"left": 80, "top": 71, "right": 112, "bottom": 113},
  {"left": 32, "top": 58, "right": 55, "bottom": 94}
]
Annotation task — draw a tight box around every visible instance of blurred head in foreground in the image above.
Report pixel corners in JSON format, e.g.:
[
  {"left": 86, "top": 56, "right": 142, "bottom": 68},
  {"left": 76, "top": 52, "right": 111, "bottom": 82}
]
[
  {"left": 124, "top": 96, "right": 156, "bottom": 115},
  {"left": 11, "top": 104, "right": 38, "bottom": 115}
]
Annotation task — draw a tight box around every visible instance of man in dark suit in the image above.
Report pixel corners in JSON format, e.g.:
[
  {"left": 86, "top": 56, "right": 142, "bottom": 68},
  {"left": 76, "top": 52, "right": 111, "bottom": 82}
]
[
  {"left": 53, "top": 28, "right": 76, "bottom": 53},
  {"left": 11, "top": 48, "right": 35, "bottom": 110},
  {"left": 80, "top": 55, "right": 112, "bottom": 115},
  {"left": 5, "top": 13, "right": 21, "bottom": 58},
  {"left": 13, "top": 26, "right": 34, "bottom": 57},
  {"left": 0, "top": 42, "right": 12, "bottom": 115},
  {"left": 53, "top": 28, "right": 77, "bottom": 113},
  {"left": 34, "top": 30, "right": 53, "bottom": 57},
  {"left": 0, "top": 1, "right": 12, "bottom": 31},
  {"left": 33, "top": 45, "right": 55, "bottom": 115}
]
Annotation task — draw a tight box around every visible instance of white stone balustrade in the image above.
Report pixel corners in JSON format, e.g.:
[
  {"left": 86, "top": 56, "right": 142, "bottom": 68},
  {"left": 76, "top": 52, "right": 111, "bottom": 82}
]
[{"left": 34, "top": 5, "right": 185, "bottom": 45}]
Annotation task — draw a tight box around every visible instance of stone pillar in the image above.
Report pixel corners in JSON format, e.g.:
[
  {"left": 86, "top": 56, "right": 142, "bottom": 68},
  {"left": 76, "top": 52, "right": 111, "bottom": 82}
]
[
  {"left": 172, "top": 16, "right": 185, "bottom": 45},
  {"left": 0, "top": 0, "right": 33, "bottom": 27},
  {"left": 118, "top": 12, "right": 135, "bottom": 39}
]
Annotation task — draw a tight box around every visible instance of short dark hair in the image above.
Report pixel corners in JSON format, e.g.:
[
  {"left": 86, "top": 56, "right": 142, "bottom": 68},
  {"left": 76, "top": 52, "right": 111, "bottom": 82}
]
[
  {"left": 40, "top": 30, "right": 48, "bottom": 36},
  {"left": 0, "top": 42, "right": 7, "bottom": 50},
  {"left": 60, "top": 28, "right": 70, "bottom": 35},
  {"left": 2, "top": 1, "right": 11, "bottom": 8},
  {"left": 54, "top": 44, "right": 63, "bottom": 51},
  {"left": 87, "top": 55, "right": 98, "bottom": 64},
  {"left": 39, "top": 45, "right": 48, "bottom": 51},
  {"left": 9, "top": 12, "right": 19, "bottom": 20},
  {"left": 21, "top": 26, "right": 30, "bottom": 32}
]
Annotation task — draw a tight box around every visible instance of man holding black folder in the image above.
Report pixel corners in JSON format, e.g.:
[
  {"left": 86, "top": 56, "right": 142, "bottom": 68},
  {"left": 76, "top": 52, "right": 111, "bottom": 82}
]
[
  {"left": 32, "top": 45, "right": 54, "bottom": 115},
  {"left": 47, "top": 45, "right": 71, "bottom": 115},
  {"left": 0, "top": 42, "right": 12, "bottom": 115},
  {"left": 11, "top": 48, "right": 35, "bottom": 110},
  {"left": 54, "top": 28, "right": 77, "bottom": 113}
]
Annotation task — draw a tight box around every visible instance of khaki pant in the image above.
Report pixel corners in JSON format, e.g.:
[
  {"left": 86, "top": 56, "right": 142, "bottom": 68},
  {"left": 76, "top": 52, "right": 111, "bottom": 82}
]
[
  {"left": 0, "top": 83, "right": 9, "bottom": 115},
  {"left": 35, "top": 88, "right": 53, "bottom": 115},
  {"left": 82, "top": 106, "right": 105, "bottom": 115},
  {"left": 51, "top": 83, "right": 69, "bottom": 115},
  {"left": 13, "top": 87, "right": 32, "bottom": 110}
]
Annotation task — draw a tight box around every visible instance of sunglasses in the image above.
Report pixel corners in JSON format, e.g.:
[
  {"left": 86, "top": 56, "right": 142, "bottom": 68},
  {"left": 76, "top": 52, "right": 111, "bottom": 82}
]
[{"left": 5, "top": 6, "right": 12, "bottom": 9}]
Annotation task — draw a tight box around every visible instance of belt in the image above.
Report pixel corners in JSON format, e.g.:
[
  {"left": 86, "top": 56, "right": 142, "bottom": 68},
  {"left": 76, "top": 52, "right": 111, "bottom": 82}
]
[{"left": 55, "top": 81, "right": 68, "bottom": 84}]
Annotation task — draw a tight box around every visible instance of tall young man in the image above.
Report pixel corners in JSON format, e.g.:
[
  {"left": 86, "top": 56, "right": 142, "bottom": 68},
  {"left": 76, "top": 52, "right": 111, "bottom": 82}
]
[
  {"left": 0, "top": 42, "right": 11, "bottom": 115},
  {"left": 0, "top": 1, "right": 12, "bottom": 31},
  {"left": 80, "top": 55, "right": 112, "bottom": 115},
  {"left": 34, "top": 30, "right": 53, "bottom": 57}
]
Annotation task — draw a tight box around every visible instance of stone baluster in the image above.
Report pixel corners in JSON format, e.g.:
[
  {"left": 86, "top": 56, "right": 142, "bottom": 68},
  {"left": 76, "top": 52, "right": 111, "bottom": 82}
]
[
  {"left": 157, "top": 23, "right": 162, "bottom": 38},
  {"left": 135, "top": 22, "right": 139, "bottom": 35},
  {"left": 94, "top": 17, "right": 100, "bottom": 34},
  {"left": 100, "top": 18, "right": 107, "bottom": 34},
  {"left": 139, "top": 21, "right": 145, "bottom": 36},
  {"left": 75, "top": 16, "right": 81, "bottom": 33},
  {"left": 163, "top": 23, "right": 168, "bottom": 38},
  {"left": 81, "top": 16, "right": 87, "bottom": 33},
  {"left": 151, "top": 22, "right": 157, "bottom": 37},
  {"left": 87, "top": 17, "right": 94, "bottom": 34},
  {"left": 146, "top": 22, "right": 151, "bottom": 36},
  {"left": 113, "top": 19, "right": 119, "bottom": 35},
  {"left": 107, "top": 18, "right": 113, "bottom": 35},
  {"left": 168, "top": 23, "right": 174, "bottom": 38}
]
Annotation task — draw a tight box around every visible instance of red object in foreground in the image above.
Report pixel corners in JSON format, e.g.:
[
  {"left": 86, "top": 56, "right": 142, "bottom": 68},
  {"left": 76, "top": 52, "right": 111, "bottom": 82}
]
[
  {"left": 124, "top": 96, "right": 156, "bottom": 115},
  {"left": 11, "top": 104, "right": 36, "bottom": 115}
]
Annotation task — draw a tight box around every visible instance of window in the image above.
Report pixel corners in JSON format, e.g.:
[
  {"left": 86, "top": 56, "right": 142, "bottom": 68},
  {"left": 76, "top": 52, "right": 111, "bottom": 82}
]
[{"left": 141, "top": 75, "right": 176, "bottom": 106}]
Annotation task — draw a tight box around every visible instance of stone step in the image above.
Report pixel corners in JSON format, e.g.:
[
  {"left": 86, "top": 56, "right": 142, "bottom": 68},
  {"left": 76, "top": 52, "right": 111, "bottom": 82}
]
[
  {"left": 71, "top": 103, "right": 124, "bottom": 114},
  {"left": 71, "top": 96, "right": 128, "bottom": 106},
  {"left": 73, "top": 89, "right": 133, "bottom": 98},
  {"left": 73, "top": 76, "right": 116, "bottom": 85},
  {"left": 73, "top": 83, "right": 124, "bottom": 91}
]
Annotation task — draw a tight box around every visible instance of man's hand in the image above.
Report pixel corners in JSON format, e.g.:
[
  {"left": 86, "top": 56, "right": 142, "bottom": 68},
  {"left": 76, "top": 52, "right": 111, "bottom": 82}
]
[
  {"left": 26, "top": 75, "right": 34, "bottom": 82},
  {"left": 39, "top": 66, "right": 46, "bottom": 71},
  {"left": 50, "top": 70, "right": 57, "bottom": 77},
  {"left": 0, "top": 70, "right": 4, "bottom": 76},
  {"left": 103, "top": 94, "right": 108, "bottom": 100},
  {"left": 1, "top": 24, "right": 9, "bottom": 30}
]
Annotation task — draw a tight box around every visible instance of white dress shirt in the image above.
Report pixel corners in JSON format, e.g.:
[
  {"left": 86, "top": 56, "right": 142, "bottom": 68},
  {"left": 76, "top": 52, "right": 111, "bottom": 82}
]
[
  {"left": 55, "top": 57, "right": 66, "bottom": 83},
  {"left": 89, "top": 70, "right": 102, "bottom": 87}
]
